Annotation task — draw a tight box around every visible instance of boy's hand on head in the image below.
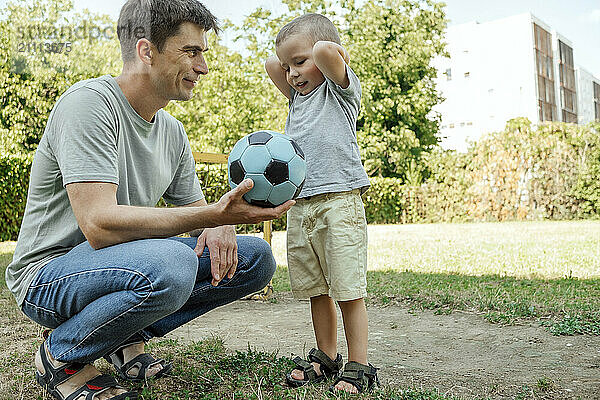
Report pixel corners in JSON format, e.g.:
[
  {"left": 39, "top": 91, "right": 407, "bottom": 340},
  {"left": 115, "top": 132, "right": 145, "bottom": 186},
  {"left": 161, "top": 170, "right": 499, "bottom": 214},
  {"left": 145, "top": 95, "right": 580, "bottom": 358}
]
[{"left": 313, "top": 41, "right": 350, "bottom": 88}]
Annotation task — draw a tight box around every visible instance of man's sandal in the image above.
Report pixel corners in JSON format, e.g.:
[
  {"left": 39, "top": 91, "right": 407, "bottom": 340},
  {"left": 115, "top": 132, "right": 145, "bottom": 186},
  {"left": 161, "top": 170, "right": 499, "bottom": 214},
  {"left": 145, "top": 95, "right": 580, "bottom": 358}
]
[
  {"left": 285, "top": 348, "right": 343, "bottom": 387},
  {"left": 104, "top": 338, "right": 172, "bottom": 382},
  {"left": 36, "top": 342, "right": 138, "bottom": 400},
  {"left": 329, "top": 361, "right": 380, "bottom": 394}
]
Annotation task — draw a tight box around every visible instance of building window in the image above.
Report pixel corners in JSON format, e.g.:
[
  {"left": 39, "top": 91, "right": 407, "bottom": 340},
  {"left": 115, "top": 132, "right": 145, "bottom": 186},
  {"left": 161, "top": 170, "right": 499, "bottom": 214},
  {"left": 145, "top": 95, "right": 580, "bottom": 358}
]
[
  {"left": 559, "top": 40, "right": 577, "bottom": 123},
  {"left": 445, "top": 68, "right": 452, "bottom": 81},
  {"left": 534, "top": 23, "right": 557, "bottom": 122},
  {"left": 594, "top": 82, "right": 600, "bottom": 121},
  {"left": 464, "top": 72, "right": 470, "bottom": 78}
]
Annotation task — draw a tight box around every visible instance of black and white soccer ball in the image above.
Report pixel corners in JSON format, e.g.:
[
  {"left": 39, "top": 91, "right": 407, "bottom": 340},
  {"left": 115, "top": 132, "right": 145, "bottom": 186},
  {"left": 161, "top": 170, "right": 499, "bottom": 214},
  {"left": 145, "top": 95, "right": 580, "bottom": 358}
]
[{"left": 228, "top": 130, "right": 306, "bottom": 207}]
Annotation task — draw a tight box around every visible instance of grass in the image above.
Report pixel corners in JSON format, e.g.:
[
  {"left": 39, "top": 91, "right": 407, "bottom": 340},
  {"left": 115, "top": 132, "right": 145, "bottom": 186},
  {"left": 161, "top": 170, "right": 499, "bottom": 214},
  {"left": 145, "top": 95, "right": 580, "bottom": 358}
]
[
  {"left": 266, "top": 221, "right": 600, "bottom": 279},
  {"left": 1, "top": 221, "right": 599, "bottom": 399},
  {"left": 270, "top": 221, "right": 600, "bottom": 335}
]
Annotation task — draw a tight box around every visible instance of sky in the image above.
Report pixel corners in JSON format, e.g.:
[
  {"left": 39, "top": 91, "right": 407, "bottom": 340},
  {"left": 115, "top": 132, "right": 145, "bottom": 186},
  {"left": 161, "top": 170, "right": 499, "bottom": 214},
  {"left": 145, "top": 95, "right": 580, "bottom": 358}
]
[{"left": 1, "top": 0, "right": 599, "bottom": 77}]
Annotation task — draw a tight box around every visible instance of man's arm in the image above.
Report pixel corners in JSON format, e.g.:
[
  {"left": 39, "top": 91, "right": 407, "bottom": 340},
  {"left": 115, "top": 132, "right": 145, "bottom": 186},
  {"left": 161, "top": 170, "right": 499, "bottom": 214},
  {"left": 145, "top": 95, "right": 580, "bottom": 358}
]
[
  {"left": 66, "top": 178, "right": 292, "bottom": 250},
  {"left": 265, "top": 56, "right": 292, "bottom": 100},
  {"left": 183, "top": 198, "right": 209, "bottom": 237},
  {"left": 312, "top": 41, "right": 350, "bottom": 89}
]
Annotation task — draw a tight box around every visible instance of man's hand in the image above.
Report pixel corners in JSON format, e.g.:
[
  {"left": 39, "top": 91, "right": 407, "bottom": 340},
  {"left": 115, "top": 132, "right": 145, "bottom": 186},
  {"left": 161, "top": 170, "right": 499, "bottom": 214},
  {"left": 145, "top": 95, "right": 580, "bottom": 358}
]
[
  {"left": 214, "top": 179, "right": 294, "bottom": 225},
  {"left": 194, "top": 225, "right": 237, "bottom": 286}
]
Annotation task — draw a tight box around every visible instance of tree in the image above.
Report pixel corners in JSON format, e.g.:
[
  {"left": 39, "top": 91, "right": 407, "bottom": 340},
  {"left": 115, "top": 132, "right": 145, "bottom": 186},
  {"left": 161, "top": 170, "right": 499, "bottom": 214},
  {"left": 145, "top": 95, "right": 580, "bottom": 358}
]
[
  {"left": 342, "top": 0, "right": 447, "bottom": 178},
  {"left": 0, "top": 0, "right": 121, "bottom": 153}
]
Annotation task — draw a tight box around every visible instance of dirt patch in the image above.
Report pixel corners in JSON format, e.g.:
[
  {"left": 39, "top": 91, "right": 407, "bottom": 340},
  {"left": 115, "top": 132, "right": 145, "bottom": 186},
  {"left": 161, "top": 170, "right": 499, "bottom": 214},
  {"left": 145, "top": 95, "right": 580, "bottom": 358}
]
[{"left": 169, "top": 294, "right": 600, "bottom": 399}]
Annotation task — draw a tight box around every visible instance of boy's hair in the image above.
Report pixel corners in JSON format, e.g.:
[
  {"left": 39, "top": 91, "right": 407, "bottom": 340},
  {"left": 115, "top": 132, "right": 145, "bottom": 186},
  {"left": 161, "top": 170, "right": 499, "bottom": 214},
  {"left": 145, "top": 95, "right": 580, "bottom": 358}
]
[
  {"left": 276, "top": 13, "right": 341, "bottom": 47},
  {"left": 117, "top": 0, "right": 220, "bottom": 63}
]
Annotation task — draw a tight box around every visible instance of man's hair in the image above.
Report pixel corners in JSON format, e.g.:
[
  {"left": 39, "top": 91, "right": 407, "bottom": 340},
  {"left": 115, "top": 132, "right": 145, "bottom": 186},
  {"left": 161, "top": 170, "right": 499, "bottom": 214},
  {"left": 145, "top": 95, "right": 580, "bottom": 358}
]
[
  {"left": 275, "top": 13, "right": 340, "bottom": 48},
  {"left": 117, "top": 0, "right": 220, "bottom": 62}
]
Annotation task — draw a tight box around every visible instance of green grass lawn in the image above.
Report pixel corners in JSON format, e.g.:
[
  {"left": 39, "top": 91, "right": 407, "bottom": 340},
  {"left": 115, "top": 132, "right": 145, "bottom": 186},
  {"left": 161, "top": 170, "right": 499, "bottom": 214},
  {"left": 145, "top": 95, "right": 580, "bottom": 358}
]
[
  {"left": 1, "top": 221, "right": 599, "bottom": 399},
  {"left": 272, "top": 221, "right": 600, "bottom": 335},
  {"left": 267, "top": 221, "right": 600, "bottom": 279}
]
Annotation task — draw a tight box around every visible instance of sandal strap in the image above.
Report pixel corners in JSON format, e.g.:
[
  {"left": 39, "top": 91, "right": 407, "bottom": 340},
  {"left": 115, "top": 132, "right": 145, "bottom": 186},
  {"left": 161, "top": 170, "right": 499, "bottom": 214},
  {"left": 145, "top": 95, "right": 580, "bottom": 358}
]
[
  {"left": 63, "top": 374, "right": 137, "bottom": 400},
  {"left": 121, "top": 353, "right": 164, "bottom": 379},
  {"left": 332, "top": 362, "right": 379, "bottom": 393},
  {"left": 343, "top": 361, "right": 378, "bottom": 378},
  {"left": 291, "top": 356, "right": 318, "bottom": 381},
  {"left": 37, "top": 342, "right": 87, "bottom": 388},
  {"left": 119, "top": 333, "right": 146, "bottom": 349},
  {"left": 104, "top": 337, "right": 146, "bottom": 369},
  {"left": 307, "top": 348, "right": 343, "bottom": 376}
]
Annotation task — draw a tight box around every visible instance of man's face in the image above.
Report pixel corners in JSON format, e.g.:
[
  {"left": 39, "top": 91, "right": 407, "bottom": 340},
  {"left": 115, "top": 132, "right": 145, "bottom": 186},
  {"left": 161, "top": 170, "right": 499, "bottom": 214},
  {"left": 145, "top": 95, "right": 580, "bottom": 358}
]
[
  {"left": 150, "top": 22, "right": 209, "bottom": 102},
  {"left": 276, "top": 34, "right": 325, "bottom": 96}
]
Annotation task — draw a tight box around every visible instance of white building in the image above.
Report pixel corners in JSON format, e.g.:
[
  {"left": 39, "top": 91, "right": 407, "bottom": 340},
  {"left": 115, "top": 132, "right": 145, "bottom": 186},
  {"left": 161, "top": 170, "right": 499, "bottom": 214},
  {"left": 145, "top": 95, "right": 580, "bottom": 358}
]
[
  {"left": 576, "top": 67, "right": 600, "bottom": 125},
  {"left": 433, "top": 13, "right": 600, "bottom": 152}
]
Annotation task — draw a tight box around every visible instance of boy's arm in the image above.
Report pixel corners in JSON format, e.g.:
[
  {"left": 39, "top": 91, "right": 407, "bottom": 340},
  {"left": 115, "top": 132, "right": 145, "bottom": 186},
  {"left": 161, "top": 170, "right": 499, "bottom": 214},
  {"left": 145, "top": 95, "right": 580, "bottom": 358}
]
[
  {"left": 265, "top": 56, "right": 292, "bottom": 100},
  {"left": 313, "top": 41, "right": 350, "bottom": 89}
]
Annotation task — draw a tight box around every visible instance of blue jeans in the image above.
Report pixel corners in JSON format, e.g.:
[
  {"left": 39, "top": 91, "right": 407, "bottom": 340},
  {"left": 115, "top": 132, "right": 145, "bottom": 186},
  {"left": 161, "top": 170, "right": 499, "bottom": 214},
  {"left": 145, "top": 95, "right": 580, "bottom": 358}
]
[{"left": 21, "top": 236, "right": 276, "bottom": 363}]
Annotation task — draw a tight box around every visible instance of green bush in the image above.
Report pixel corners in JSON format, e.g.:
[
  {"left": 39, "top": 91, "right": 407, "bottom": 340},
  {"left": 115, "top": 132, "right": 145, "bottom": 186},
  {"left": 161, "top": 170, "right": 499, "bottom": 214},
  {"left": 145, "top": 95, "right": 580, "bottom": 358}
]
[
  {"left": 0, "top": 153, "right": 31, "bottom": 241},
  {"left": 362, "top": 120, "right": 600, "bottom": 225}
]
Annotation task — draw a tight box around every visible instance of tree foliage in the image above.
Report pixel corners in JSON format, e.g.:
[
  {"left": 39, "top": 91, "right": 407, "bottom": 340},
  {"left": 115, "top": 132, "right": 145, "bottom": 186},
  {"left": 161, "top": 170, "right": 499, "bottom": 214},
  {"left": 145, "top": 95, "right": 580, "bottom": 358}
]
[
  {"left": 0, "top": 0, "right": 121, "bottom": 153},
  {"left": 343, "top": 0, "right": 447, "bottom": 178},
  {"left": 0, "top": 0, "right": 447, "bottom": 181}
]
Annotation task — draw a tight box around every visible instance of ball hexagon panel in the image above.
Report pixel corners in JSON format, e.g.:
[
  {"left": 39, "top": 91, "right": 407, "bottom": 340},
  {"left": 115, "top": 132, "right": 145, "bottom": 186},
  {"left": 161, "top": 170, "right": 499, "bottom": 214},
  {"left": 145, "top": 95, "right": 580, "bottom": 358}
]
[
  {"left": 291, "top": 140, "right": 305, "bottom": 159},
  {"left": 269, "top": 181, "right": 298, "bottom": 206},
  {"left": 287, "top": 156, "right": 306, "bottom": 188},
  {"left": 247, "top": 130, "right": 273, "bottom": 145},
  {"left": 228, "top": 136, "right": 248, "bottom": 162},
  {"left": 240, "top": 145, "right": 272, "bottom": 174},
  {"left": 265, "top": 135, "right": 296, "bottom": 163},
  {"left": 294, "top": 182, "right": 304, "bottom": 199},
  {"left": 242, "top": 173, "right": 272, "bottom": 203}
]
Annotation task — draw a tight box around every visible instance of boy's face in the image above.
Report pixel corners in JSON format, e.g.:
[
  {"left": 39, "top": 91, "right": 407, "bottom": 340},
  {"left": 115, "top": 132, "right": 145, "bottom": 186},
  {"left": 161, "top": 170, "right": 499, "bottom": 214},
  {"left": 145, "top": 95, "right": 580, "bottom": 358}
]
[{"left": 276, "top": 34, "right": 325, "bottom": 96}]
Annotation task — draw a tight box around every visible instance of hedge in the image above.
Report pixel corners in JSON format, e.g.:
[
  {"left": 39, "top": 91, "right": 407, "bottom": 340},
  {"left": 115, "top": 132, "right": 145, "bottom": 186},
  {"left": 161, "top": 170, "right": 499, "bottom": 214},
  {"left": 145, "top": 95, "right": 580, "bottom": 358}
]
[{"left": 0, "top": 153, "right": 32, "bottom": 241}]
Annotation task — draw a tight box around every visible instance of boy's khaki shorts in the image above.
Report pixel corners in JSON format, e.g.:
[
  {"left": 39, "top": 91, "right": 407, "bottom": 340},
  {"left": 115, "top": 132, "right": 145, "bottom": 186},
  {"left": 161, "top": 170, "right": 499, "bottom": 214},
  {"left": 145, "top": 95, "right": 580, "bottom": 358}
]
[{"left": 286, "top": 189, "right": 368, "bottom": 301}]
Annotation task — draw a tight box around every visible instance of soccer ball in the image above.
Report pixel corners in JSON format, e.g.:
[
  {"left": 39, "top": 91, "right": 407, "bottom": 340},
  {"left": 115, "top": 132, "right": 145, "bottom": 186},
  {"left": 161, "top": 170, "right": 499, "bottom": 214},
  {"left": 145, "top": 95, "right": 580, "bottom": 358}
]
[{"left": 228, "top": 130, "right": 306, "bottom": 207}]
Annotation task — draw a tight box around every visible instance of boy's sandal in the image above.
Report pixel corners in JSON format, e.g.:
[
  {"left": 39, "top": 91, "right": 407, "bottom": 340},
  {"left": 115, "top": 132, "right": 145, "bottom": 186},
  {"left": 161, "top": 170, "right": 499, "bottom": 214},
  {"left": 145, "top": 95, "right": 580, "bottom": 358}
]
[
  {"left": 104, "top": 338, "right": 172, "bottom": 382},
  {"left": 329, "top": 361, "right": 380, "bottom": 394},
  {"left": 36, "top": 342, "right": 138, "bottom": 400},
  {"left": 285, "top": 348, "right": 343, "bottom": 387}
]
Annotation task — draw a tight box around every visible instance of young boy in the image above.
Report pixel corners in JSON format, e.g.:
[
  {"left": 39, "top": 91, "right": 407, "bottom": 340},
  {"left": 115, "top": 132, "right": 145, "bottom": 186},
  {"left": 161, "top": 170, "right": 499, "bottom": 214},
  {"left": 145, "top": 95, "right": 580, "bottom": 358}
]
[{"left": 265, "top": 13, "right": 378, "bottom": 394}]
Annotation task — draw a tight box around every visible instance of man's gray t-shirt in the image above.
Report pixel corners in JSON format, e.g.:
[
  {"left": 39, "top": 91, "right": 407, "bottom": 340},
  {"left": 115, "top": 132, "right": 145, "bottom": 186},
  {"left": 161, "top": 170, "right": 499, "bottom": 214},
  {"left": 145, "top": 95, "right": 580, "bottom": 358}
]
[
  {"left": 285, "top": 65, "right": 369, "bottom": 198},
  {"left": 6, "top": 75, "right": 204, "bottom": 306}
]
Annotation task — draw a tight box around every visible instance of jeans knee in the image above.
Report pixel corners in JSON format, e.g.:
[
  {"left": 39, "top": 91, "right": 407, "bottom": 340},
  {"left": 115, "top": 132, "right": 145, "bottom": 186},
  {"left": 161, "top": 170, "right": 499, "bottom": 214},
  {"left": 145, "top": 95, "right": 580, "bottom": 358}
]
[
  {"left": 146, "top": 240, "right": 198, "bottom": 310},
  {"left": 240, "top": 236, "right": 276, "bottom": 289}
]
